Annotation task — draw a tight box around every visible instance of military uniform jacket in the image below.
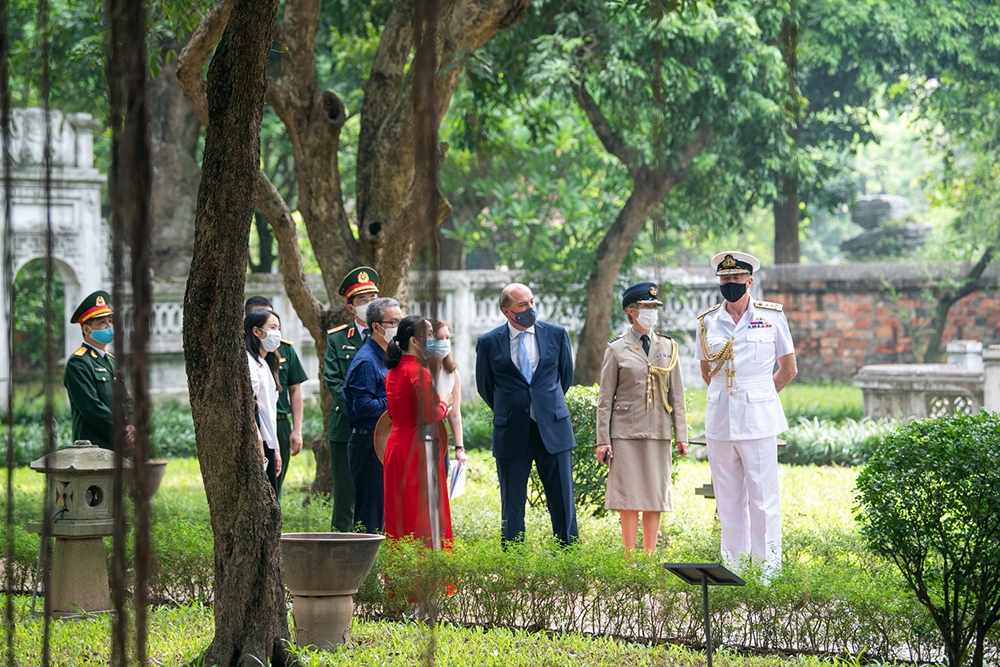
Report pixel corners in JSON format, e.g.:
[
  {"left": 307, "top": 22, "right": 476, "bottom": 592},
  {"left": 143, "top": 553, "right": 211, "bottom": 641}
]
[
  {"left": 63, "top": 343, "right": 132, "bottom": 450},
  {"left": 696, "top": 301, "right": 794, "bottom": 440},
  {"left": 277, "top": 341, "right": 308, "bottom": 418},
  {"left": 323, "top": 323, "right": 365, "bottom": 442},
  {"left": 596, "top": 328, "right": 688, "bottom": 445}
]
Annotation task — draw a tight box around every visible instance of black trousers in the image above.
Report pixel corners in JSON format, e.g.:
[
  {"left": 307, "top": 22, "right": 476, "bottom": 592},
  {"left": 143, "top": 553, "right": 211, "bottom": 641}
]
[
  {"left": 275, "top": 416, "right": 292, "bottom": 502},
  {"left": 329, "top": 439, "right": 355, "bottom": 532},
  {"left": 347, "top": 431, "right": 384, "bottom": 533},
  {"left": 264, "top": 446, "right": 278, "bottom": 496},
  {"left": 496, "top": 419, "right": 578, "bottom": 546}
]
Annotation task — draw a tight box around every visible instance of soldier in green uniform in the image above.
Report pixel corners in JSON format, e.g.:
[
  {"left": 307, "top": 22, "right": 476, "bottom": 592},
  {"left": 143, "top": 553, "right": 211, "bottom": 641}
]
[
  {"left": 245, "top": 297, "right": 309, "bottom": 502},
  {"left": 63, "top": 290, "right": 134, "bottom": 450},
  {"left": 322, "top": 267, "right": 380, "bottom": 531}
]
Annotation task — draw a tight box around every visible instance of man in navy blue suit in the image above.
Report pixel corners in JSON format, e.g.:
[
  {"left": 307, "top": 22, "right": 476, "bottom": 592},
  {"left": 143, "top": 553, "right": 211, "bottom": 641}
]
[{"left": 476, "top": 283, "right": 579, "bottom": 546}]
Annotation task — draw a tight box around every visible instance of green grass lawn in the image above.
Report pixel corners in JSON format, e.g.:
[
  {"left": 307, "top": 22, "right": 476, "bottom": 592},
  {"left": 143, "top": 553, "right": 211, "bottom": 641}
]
[
  {"left": 4, "top": 604, "right": 874, "bottom": 666},
  {"left": 2, "top": 381, "right": 918, "bottom": 665},
  {"left": 3, "top": 447, "right": 875, "bottom": 665}
]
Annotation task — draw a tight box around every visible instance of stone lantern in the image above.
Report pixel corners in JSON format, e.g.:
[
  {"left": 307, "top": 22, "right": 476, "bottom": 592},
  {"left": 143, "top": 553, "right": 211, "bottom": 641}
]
[{"left": 28, "top": 440, "right": 130, "bottom": 617}]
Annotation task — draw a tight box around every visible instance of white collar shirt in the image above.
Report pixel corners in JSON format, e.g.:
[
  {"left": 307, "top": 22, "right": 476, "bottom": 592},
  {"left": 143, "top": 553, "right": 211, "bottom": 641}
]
[{"left": 507, "top": 321, "right": 538, "bottom": 375}]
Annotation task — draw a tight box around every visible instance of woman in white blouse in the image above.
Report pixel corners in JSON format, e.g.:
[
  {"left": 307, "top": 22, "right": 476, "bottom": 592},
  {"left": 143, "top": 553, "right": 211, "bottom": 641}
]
[
  {"left": 428, "top": 319, "right": 468, "bottom": 467},
  {"left": 245, "top": 308, "right": 283, "bottom": 493}
]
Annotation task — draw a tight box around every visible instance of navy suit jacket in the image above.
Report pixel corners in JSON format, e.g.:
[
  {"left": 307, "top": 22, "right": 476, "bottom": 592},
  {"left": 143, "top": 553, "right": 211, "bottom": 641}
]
[{"left": 476, "top": 320, "right": 576, "bottom": 458}]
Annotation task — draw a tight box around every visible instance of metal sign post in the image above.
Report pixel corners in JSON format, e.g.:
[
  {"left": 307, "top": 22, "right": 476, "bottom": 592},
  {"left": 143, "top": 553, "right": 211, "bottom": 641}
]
[
  {"left": 422, "top": 425, "right": 441, "bottom": 551},
  {"left": 662, "top": 563, "right": 745, "bottom": 667}
]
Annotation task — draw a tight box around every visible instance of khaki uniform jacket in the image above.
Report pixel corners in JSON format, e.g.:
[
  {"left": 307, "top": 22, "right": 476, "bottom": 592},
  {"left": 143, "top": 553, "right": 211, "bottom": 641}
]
[{"left": 596, "top": 328, "right": 687, "bottom": 446}]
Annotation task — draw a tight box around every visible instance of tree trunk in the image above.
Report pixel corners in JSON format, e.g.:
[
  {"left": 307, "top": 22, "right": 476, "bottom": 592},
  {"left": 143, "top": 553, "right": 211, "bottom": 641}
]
[
  {"left": 570, "top": 82, "right": 708, "bottom": 385},
  {"left": 773, "top": 9, "right": 801, "bottom": 265},
  {"left": 773, "top": 171, "right": 800, "bottom": 264},
  {"left": 148, "top": 49, "right": 202, "bottom": 280},
  {"left": 921, "top": 246, "right": 994, "bottom": 363},
  {"left": 574, "top": 182, "right": 662, "bottom": 385},
  {"left": 249, "top": 210, "right": 275, "bottom": 273},
  {"left": 181, "top": 1, "right": 289, "bottom": 664}
]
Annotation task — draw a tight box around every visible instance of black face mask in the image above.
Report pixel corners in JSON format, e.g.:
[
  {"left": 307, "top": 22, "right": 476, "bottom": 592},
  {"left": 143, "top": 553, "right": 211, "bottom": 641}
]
[
  {"left": 512, "top": 306, "right": 537, "bottom": 328},
  {"left": 720, "top": 282, "right": 747, "bottom": 303}
]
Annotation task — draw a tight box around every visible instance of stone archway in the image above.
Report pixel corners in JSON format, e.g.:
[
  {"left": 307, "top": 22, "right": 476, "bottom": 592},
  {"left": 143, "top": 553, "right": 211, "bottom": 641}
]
[{"left": 1, "top": 108, "right": 106, "bottom": 407}]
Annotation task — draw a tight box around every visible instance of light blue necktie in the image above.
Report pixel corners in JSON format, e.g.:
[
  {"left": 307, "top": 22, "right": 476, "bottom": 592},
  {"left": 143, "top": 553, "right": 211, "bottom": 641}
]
[{"left": 518, "top": 332, "right": 533, "bottom": 383}]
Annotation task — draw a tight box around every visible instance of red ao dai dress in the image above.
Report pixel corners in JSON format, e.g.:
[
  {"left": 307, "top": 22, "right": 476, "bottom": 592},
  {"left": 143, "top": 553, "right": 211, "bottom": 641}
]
[{"left": 383, "top": 355, "right": 453, "bottom": 548}]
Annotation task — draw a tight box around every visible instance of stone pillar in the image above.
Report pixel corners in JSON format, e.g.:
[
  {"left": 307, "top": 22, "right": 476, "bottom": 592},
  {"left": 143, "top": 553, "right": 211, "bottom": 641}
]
[
  {"left": 0, "top": 109, "right": 105, "bottom": 409},
  {"left": 982, "top": 345, "right": 1000, "bottom": 413},
  {"left": 947, "top": 339, "right": 984, "bottom": 371}
]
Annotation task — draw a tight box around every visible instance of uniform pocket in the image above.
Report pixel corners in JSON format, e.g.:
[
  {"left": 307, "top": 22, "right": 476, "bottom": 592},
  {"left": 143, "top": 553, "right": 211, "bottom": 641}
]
[
  {"left": 707, "top": 336, "right": 726, "bottom": 352},
  {"left": 747, "top": 331, "right": 775, "bottom": 363},
  {"left": 95, "top": 374, "right": 112, "bottom": 398},
  {"left": 746, "top": 386, "right": 776, "bottom": 403}
]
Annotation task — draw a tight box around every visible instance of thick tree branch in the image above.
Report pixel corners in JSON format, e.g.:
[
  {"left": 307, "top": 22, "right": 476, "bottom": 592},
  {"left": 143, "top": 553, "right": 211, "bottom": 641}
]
[
  {"left": 572, "top": 79, "right": 643, "bottom": 171},
  {"left": 176, "top": 0, "right": 233, "bottom": 127},
  {"left": 256, "top": 170, "right": 324, "bottom": 344},
  {"left": 923, "top": 245, "right": 996, "bottom": 363},
  {"left": 357, "top": 0, "right": 529, "bottom": 265},
  {"left": 176, "top": 0, "right": 326, "bottom": 345},
  {"left": 573, "top": 125, "right": 710, "bottom": 385}
]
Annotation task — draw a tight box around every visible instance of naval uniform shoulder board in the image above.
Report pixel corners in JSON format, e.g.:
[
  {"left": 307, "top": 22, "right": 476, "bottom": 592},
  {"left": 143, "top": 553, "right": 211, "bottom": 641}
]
[
  {"left": 280, "top": 339, "right": 294, "bottom": 346},
  {"left": 654, "top": 331, "right": 671, "bottom": 339},
  {"left": 608, "top": 334, "right": 622, "bottom": 344},
  {"left": 327, "top": 323, "right": 349, "bottom": 335},
  {"left": 698, "top": 303, "right": 722, "bottom": 319},
  {"left": 754, "top": 300, "right": 783, "bottom": 312},
  {"left": 74, "top": 346, "right": 88, "bottom": 357}
]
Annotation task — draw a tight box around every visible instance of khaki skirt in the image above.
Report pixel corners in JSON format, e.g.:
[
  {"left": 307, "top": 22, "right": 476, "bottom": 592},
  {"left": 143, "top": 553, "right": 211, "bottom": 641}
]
[{"left": 604, "top": 438, "right": 674, "bottom": 512}]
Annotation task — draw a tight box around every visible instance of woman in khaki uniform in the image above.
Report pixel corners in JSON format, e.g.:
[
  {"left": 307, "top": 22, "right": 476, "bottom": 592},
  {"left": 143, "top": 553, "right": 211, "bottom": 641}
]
[{"left": 596, "top": 282, "right": 688, "bottom": 555}]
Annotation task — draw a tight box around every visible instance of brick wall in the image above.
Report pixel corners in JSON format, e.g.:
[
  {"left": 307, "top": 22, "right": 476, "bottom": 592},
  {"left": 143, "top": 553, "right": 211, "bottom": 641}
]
[{"left": 759, "top": 263, "right": 1000, "bottom": 382}]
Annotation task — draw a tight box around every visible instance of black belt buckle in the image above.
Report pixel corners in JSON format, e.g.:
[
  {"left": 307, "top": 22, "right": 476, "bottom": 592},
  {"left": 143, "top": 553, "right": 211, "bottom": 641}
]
[{"left": 353, "top": 427, "right": 374, "bottom": 435}]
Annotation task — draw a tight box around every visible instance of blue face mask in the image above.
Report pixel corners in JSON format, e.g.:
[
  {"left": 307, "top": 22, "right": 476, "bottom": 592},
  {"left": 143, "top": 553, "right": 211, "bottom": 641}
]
[
  {"left": 512, "top": 306, "right": 537, "bottom": 329},
  {"left": 433, "top": 339, "right": 451, "bottom": 358},
  {"left": 91, "top": 327, "right": 115, "bottom": 345}
]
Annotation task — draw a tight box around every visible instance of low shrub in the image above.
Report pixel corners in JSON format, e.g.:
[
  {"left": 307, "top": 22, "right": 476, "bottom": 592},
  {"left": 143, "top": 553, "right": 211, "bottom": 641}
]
[
  {"left": 857, "top": 413, "right": 1000, "bottom": 667},
  {"left": 459, "top": 400, "right": 494, "bottom": 451},
  {"left": 780, "top": 383, "right": 864, "bottom": 422},
  {"left": 780, "top": 417, "right": 901, "bottom": 466},
  {"left": 356, "top": 539, "right": 950, "bottom": 662},
  {"left": 149, "top": 400, "right": 198, "bottom": 458},
  {"left": 526, "top": 385, "right": 609, "bottom": 516}
]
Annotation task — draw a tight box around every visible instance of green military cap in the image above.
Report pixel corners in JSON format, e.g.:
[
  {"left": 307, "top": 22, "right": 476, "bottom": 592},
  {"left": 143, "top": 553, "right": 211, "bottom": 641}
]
[
  {"left": 71, "top": 290, "right": 114, "bottom": 324},
  {"left": 338, "top": 267, "right": 380, "bottom": 301}
]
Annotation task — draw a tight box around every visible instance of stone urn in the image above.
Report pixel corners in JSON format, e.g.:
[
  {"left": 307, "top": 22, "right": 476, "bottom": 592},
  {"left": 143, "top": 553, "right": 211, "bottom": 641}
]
[{"left": 280, "top": 532, "right": 384, "bottom": 650}]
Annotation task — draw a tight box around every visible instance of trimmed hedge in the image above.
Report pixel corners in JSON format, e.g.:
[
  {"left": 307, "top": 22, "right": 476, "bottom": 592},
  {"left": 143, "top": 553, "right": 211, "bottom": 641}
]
[{"left": 356, "top": 539, "right": 963, "bottom": 663}]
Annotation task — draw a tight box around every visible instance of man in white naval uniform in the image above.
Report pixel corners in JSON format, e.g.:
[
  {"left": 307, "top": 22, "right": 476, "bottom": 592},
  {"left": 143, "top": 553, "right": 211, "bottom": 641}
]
[{"left": 696, "top": 251, "right": 797, "bottom": 577}]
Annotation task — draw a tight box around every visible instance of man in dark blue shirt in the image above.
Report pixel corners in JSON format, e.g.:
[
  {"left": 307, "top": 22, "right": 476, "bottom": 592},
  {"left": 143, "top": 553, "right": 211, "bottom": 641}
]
[{"left": 344, "top": 296, "right": 402, "bottom": 533}]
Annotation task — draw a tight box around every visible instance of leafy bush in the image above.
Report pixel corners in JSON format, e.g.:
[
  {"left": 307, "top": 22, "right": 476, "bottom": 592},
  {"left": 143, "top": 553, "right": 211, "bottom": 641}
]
[
  {"left": 149, "top": 400, "right": 198, "bottom": 458},
  {"left": 856, "top": 413, "right": 1000, "bottom": 667},
  {"left": 526, "top": 385, "right": 609, "bottom": 515},
  {"left": 780, "top": 417, "right": 902, "bottom": 466},
  {"left": 459, "top": 400, "right": 494, "bottom": 451}
]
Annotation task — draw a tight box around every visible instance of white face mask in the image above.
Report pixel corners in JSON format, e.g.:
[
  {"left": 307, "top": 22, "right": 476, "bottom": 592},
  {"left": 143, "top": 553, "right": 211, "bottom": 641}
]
[
  {"left": 261, "top": 330, "right": 282, "bottom": 352},
  {"left": 635, "top": 309, "right": 658, "bottom": 330},
  {"left": 382, "top": 326, "right": 398, "bottom": 343}
]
